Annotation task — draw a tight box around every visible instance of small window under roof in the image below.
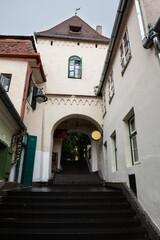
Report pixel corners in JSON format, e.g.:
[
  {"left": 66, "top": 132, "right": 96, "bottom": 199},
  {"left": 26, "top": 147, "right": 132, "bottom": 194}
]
[{"left": 70, "top": 25, "right": 81, "bottom": 33}]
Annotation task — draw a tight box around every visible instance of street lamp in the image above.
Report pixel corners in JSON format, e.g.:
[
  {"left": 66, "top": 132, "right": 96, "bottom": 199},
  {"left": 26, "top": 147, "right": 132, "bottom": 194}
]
[{"left": 34, "top": 88, "right": 48, "bottom": 103}]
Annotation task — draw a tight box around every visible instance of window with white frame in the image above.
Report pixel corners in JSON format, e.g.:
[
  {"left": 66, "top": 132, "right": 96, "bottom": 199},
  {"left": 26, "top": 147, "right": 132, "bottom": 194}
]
[
  {"left": 102, "top": 92, "right": 107, "bottom": 117},
  {"left": 128, "top": 116, "right": 139, "bottom": 164},
  {"left": 0, "top": 73, "right": 12, "bottom": 92},
  {"left": 108, "top": 71, "right": 115, "bottom": 104},
  {"left": 120, "top": 27, "right": 131, "bottom": 75}
]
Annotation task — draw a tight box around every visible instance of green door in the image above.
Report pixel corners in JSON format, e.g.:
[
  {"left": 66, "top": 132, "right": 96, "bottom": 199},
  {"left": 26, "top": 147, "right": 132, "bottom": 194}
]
[
  {"left": 0, "top": 142, "right": 7, "bottom": 179},
  {"left": 3, "top": 147, "right": 13, "bottom": 179},
  {"left": 0, "top": 141, "right": 13, "bottom": 180},
  {"left": 21, "top": 135, "right": 37, "bottom": 185}
]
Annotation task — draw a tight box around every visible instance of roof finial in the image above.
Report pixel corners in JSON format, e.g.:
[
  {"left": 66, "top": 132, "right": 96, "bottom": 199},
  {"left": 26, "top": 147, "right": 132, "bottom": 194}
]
[{"left": 75, "top": 8, "right": 81, "bottom": 16}]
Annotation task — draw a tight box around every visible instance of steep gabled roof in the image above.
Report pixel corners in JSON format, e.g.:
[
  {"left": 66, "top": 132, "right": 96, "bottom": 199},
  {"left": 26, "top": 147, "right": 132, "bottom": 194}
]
[{"left": 35, "top": 16, "right": 109, "bottom": 43}]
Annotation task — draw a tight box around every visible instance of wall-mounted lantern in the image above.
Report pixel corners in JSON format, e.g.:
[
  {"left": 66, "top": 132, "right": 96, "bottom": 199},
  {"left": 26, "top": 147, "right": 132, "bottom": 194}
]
[{"left": 34, "top": 88, "right": 48, "bottom": 104}]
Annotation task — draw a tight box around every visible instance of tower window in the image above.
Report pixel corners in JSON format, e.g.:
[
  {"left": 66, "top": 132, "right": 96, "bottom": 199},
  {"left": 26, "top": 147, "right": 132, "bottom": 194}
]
[
  {"left": 68, "top": 56, "right": 82, "bottom": 79},
  {"left": 51, "top": 41, "right": 53, "bottom": 46}
]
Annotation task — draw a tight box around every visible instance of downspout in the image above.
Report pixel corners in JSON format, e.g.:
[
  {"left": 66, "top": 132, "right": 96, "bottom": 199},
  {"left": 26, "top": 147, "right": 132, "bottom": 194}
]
[
  {"left": 135, "top": 0, "right": 160, "bottom": 61},
  {"left": 134, "top": 0, "right": 146, "bottom": 40},
  {"left": 21, "top": 62, "right": 41, "bottom": 121}
]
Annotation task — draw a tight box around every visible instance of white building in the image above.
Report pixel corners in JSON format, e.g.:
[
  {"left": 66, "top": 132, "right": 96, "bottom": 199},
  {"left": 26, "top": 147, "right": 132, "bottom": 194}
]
[
  {"left": 95, "top": 0, "right": 160, "bottom": 229},
  {"left": 33, "top": 15, "right": 109, "bottom": 182},
  {"left": 0, "top": 0, "right": 160, "bottom": 230}
]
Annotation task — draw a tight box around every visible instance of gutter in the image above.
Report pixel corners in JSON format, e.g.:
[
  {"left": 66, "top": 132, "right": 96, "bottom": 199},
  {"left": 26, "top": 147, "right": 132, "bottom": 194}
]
[
  {"left": 95, "top": 0, "right": 128, "bottom": 95},
  {"left": 0, "top": 53, "right": 47, "bottom": 82},
  {"left": 0, "top": 83, "right": 26, "bottom": 130},
  {"left": 34, "top": 33, "right": 109, "bottom": 44}
]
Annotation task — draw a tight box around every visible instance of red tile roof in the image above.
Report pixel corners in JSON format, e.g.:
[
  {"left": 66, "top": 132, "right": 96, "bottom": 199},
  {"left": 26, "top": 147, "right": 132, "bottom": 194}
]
[
  {"left": 35, "top": 16, "right": 109, "bottom": 43},
  {"left": 0, "top": 36, "right": 36, "bottom": 54}
]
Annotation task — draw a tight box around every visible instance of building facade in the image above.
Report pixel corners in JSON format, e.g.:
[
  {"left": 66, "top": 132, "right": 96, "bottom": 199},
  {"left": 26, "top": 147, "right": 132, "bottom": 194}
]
[
  {"left": 33, "top": 16, "right": 109, "bottom": 181},
  {"left": 95, "top": 0, "right": 160, "bottom": 229},
  {"left": 0, "top": 0, "right": 160, "bottom": 230}
]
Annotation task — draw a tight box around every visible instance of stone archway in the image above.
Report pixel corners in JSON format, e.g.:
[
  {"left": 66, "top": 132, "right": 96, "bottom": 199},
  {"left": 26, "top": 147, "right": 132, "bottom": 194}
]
[{"left": 51, "top": 114, "right": 102, "bottom": 177}]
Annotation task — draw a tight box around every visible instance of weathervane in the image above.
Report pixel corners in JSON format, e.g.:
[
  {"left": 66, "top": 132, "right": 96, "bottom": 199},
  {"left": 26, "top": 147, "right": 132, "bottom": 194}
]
[{"left": 75, "top": 8, "right": 81, "bottom": 16}]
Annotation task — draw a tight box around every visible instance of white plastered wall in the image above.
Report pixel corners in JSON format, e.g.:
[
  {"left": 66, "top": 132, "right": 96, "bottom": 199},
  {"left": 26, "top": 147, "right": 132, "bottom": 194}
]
[
  {"left": 36, "top": 39, "right": 108, "bottom": 96},
  {"left": 27, "top": 94, "right": 103, "bottom": 182},
  {"left": 102, "top": 2, "right": 160, "bottom": 228},
  {"left": 0, "top": 58, "right": 28, "bottom": 115}
]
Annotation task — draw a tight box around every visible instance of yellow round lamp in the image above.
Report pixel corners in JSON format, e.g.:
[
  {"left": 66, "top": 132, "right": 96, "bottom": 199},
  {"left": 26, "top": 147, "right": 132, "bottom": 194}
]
[{"left": 91, "top": 131, "right": 101, "bottom": 141}]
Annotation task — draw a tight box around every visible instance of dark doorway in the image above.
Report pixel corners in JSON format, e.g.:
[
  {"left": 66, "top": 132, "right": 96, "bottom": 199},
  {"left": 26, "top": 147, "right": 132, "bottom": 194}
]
[{"left": 61, "top": 132, "right": 91, "bottom": 174}]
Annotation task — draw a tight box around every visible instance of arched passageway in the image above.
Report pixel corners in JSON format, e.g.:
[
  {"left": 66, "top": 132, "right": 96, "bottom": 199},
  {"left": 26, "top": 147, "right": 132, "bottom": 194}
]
[
  {"left": 60, "top": 132, "right": 91, "bottom": 174},
  {"left": 51, "top": 115, "right": 102, "bottom": 180}
]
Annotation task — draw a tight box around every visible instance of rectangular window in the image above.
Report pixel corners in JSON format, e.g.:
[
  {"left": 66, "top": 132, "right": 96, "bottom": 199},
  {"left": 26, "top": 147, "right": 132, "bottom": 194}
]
[
  {"left": 120, "top": 27, "right": 131, "bottom": 75},
  {"left": 0, "top": 73, "right": 12, "bottom": 92},
  {"left": 111, "top": 131, "right": 118, "bottom": 172},
  {"left": 102, "top": 92, "right": 107, "bottom": 117},
  {"left": 27, "top": 72, "right": 38, "bottom": 110},
  {"left": 68, "top": 56, "right": 82, "bottom": 79},
  {"left": 113, "top": 134, "right": 118, "bottom": 171},
  {"left": 108, "top": 71, "right": 115, "bottom": 104},
  {"left": 128, "top": 116, "right": 139, "bottom": 164}
]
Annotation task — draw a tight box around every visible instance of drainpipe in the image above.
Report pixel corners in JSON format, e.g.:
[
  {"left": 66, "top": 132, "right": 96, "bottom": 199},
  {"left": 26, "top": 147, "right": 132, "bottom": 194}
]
[
  {"left": 134, "top": 0, "right": 146, "bottom": 40},
  {"left": 134, "top": 0, "right": 160, "bottom": 61},
  {"left": 21, "top": 62, "right": 41, "bottom": 121},
  {"left": 142, "top": 18, "right": 160, "bottom": 61}
]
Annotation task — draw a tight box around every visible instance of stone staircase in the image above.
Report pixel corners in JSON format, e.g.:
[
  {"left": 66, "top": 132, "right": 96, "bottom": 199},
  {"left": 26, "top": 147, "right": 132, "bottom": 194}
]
[
  {"left": 0, "top": 185, "right": 152, "bottom": 240},
  {"left": 53, "top": 172, "right": 103, "bottom": 185},
  {"left": 52, "top": 159, "right": 103, "bottom": 185}
]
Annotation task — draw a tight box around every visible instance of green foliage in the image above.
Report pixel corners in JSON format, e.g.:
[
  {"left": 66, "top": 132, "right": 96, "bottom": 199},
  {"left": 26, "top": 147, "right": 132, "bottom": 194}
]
[{"left": 61, "top": 132, "right": 90, "bottom": 161}]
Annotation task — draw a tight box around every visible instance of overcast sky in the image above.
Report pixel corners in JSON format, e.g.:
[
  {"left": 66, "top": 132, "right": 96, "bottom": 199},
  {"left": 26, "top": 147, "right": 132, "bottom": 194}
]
[{"left": 0, "top": 0, "right": 119, "bottom": 38}]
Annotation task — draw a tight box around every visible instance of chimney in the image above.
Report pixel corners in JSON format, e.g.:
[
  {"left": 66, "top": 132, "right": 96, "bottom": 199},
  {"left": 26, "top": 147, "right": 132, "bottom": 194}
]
[{"left": 96, "top": 25, "right": 102, "bottom": 35}]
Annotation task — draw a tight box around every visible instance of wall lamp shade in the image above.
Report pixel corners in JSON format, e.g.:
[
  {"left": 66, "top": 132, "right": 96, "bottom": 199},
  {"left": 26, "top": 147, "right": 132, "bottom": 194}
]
[{"left": 34, "top": 88, "right": 48, "bottom": 104}]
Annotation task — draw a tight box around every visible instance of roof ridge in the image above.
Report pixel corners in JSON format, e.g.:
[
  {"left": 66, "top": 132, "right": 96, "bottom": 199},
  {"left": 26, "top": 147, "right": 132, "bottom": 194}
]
[
  {"left": 35, "top": 15, "right": 109, "bottom": 41},
  {"left": 37, "top": 16, "right": 75, "bottom": 34},
  {"left": 73, "top": 15, "right": 109, "bottom": 40}
]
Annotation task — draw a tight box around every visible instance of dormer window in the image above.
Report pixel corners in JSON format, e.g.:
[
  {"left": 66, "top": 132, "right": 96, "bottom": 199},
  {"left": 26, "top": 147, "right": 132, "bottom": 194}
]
[{"left": 70, "top": 25, "right": 81, "bottom": 33}]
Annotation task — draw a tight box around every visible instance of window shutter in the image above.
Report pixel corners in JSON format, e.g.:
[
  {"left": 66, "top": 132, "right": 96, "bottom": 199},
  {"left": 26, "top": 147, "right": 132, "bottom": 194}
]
[
  {"left": 31, "top": 85, "right": 38, "bottom": 110},
  {"left": 27, "top": 72, "right": 33, "bottom": 97}
]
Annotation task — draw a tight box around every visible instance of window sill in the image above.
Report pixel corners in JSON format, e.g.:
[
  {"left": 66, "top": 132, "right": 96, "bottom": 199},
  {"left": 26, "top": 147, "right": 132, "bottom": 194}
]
[
  {"left": 68, "top": 77, "right": 82, "bottom": 79},
  {"left": 133, "top": 161, "right": 141, "bottom": 165}
]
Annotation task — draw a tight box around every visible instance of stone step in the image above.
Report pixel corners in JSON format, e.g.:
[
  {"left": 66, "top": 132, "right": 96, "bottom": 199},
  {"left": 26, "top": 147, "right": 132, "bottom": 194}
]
[{"left": 0, "top": 227, "right": 147, "bottom": 240}]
